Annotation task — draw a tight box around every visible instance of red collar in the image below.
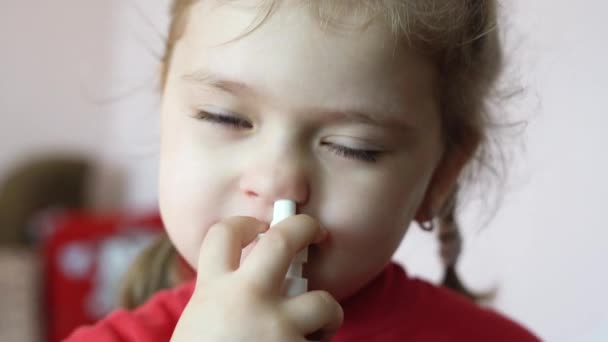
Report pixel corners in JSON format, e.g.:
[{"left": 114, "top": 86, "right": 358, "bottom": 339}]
[{"left": 336, "top": 262, "right": 417, "bottom": 339}]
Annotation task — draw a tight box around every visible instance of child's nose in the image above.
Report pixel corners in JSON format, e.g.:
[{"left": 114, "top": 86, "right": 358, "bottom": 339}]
[{"left": 238, "top": 153, "right": 310, "bottom": 208}]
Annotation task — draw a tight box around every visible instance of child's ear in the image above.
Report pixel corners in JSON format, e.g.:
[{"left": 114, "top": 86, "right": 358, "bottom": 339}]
[{"left": 414, "top": 143, "right": 477, "bottom": 223}]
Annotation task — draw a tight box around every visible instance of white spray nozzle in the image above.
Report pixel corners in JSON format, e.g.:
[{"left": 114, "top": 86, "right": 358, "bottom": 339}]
[
  {"left": 270, "top": 199, "right": 308, "bottom": 264},
  {"left": 266, "top": 199, "right": 309, "bottom": 298},
  {"left": 270, "top": 199, "right": 296, "bottom": 227}
]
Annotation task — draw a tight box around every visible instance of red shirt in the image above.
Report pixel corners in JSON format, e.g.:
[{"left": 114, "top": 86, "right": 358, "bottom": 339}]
[{"left": 67, "top": 263, "right": 540, "bottom": 341}]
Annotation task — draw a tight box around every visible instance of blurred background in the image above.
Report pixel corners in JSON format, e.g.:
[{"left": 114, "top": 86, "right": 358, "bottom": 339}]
[{"left": 0, "top": 0, "right": 606, "bottom": 341}]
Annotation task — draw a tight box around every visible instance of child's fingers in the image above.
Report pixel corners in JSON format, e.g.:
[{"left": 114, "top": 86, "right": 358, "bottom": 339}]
[
  {"left": 197, "top": 216, "right": 268, "bottom": 282},
  {"left": 240, "top": 214, "right": 326, "bottom": 293},
  {"left": 281, "top": 291, "right": 343, "bottom": 339}
]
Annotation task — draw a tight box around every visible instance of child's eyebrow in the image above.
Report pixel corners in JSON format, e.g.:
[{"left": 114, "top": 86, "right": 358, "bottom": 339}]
[
  {"left": 181, "top": 69, "right": 416, "bottom": 131},
  {"left": 182, "top": 69, "right": 259, "bottom": 97}
]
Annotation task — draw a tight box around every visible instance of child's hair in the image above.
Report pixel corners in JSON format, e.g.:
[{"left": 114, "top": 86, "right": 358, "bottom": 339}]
[{"left": 121, "top": 0, "right": 505, "bottom": 308}]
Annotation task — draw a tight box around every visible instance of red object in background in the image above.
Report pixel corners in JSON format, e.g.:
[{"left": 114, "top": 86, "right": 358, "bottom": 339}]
[{"left": 40, "top": 210, "right": 165, "bottom": 342}]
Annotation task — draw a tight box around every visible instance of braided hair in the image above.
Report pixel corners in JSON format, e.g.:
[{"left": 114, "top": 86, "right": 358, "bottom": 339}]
[{"left": 437, "top": 186, "right": 496, "bottom": 302}]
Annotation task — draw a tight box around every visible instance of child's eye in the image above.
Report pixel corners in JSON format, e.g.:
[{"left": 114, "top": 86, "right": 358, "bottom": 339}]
[
  {"left": 194, "top": 111, "right": 253, "bottom": 129},
  {"left": 193, "top": 112, "right": 380, "bottom": 163},
  {"left": 323, "top": 142, "right": 381, "bottom": 163}
]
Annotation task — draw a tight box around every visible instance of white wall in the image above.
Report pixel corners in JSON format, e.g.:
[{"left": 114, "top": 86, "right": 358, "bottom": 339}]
[
  {"left": 0, "top": 1, "right": 110, "bottom": 179},
  {"left": 0, "top": 0, "right": 165, "bottom": 210},
  {"left": 2, "top": 1, "right": 607, "bottom": 341}
]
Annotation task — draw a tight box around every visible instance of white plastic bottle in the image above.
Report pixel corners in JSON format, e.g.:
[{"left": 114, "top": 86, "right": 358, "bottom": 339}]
[
  {"left": 269, "top": 199, "right": 309, "bottom": 297},
  {"left": 269, "top": 199, "right": 320, "bottom": 341}
]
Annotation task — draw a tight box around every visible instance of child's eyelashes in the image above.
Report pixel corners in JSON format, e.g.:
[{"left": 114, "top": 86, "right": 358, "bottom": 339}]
[
  {"left": 192, "top": 111, "right": 383, "bottom": 163},
  {"left": 321, "top": 142, "right": 381, "bottom": 163},
  {"left": 193, "top": 111, "right": 253, "bottom": 129}
]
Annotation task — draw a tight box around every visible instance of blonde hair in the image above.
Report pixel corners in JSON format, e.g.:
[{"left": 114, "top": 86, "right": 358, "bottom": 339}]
[{"left": 122, "top": 0, "right": 506, "bottom": 306}]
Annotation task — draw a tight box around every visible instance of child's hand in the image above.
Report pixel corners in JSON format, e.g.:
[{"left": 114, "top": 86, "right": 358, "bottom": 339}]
[{"left": 171, "top": 215, "right": 343, "bottom": 342}]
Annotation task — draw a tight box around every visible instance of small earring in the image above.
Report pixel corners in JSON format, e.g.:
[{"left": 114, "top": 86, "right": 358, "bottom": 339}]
[
  {"left": 417, "top": 218, "right": 435, "bottom": 232},
  {"left": 417, "top": 209, "right": 436, "bottom": 232}
]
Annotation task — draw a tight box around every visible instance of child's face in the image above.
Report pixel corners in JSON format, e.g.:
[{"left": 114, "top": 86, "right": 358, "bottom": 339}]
[{"left": 159, "top": 1, "right": 443, "bottom": 301}]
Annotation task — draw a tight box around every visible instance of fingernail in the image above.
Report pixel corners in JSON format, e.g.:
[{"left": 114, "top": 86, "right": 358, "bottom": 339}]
[{"left": 315, "top": 228, "right": 328, "bottom": 243}]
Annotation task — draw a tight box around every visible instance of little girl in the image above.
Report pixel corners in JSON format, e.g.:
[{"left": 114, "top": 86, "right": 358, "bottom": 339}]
[{"left": 68, "top": 0, "right": 540, "bottom": 341}]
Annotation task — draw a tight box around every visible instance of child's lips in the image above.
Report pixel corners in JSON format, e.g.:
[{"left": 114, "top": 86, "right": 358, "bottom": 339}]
[{"left": 244, "top": 210, "right": 272, "bottom": 225}]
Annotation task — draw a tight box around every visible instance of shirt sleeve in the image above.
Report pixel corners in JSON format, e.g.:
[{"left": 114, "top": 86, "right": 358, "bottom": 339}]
[{"left": 64, "top": 281, "right": 194, "bottom": 342}]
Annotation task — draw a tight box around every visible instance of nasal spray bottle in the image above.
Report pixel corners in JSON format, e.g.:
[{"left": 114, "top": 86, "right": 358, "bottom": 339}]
[
  {"left": 268, "top": 199, "right": 319, "bottom": 341},
  {"left": 269, "top": 199, "right": 309, "bottom": 297}
]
